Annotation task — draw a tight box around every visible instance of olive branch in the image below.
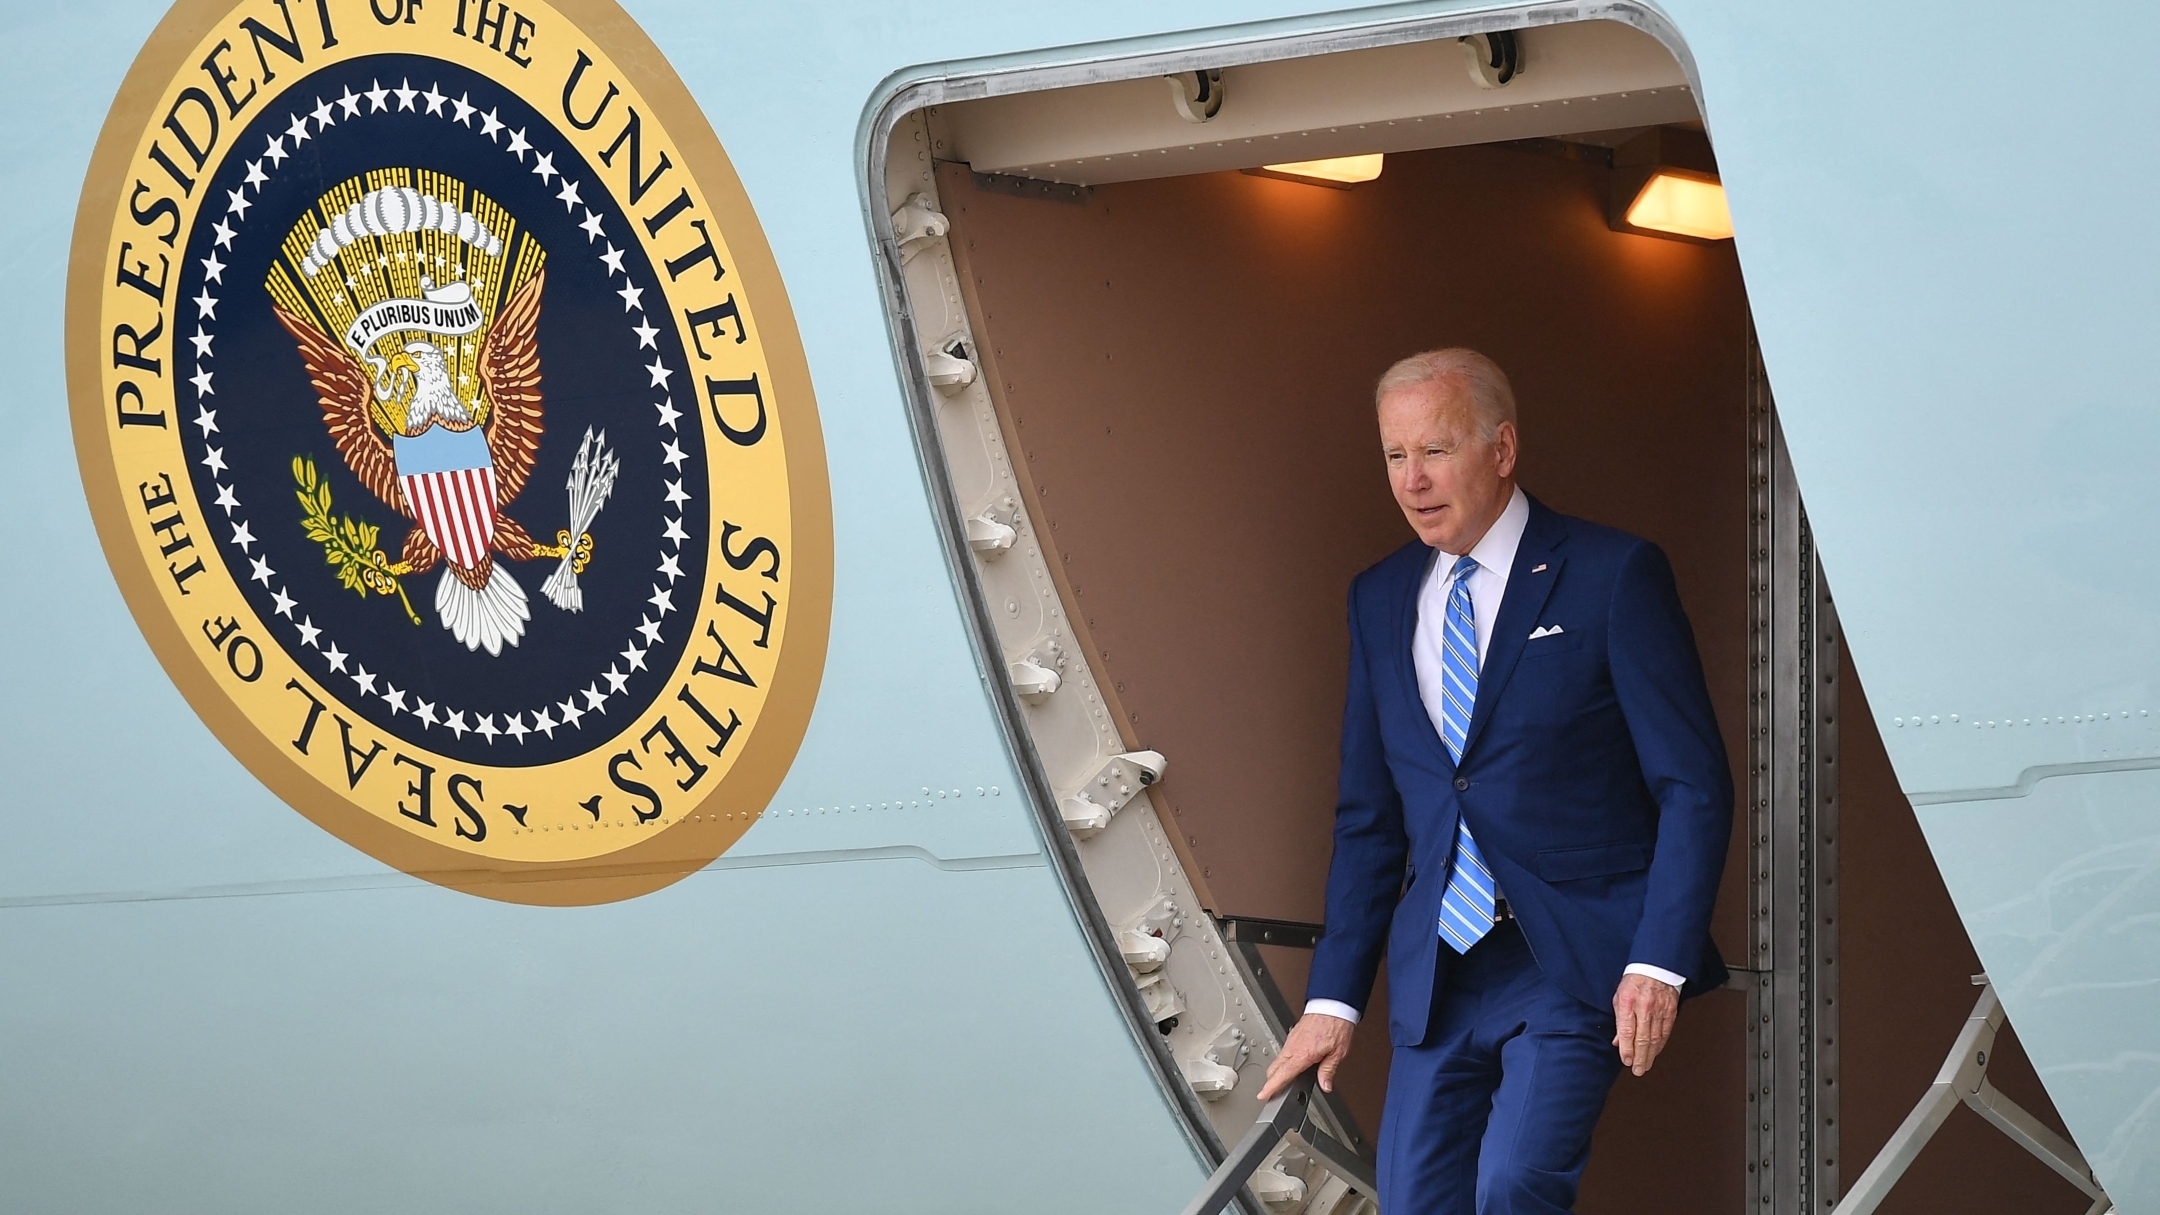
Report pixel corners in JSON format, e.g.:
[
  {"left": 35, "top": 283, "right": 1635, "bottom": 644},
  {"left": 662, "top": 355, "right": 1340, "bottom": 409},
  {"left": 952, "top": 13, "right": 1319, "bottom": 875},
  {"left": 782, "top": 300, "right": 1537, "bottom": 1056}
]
[{"left": 292, "top": 456, "right": 421, "bottom": 625}]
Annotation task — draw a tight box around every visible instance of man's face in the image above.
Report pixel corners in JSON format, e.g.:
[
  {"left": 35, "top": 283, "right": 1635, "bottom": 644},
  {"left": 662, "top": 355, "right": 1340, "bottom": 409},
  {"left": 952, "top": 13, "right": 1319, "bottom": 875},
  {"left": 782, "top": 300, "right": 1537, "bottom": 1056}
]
[{"left": 1378, "top": 379, "right": 1519, "bottom": 553}]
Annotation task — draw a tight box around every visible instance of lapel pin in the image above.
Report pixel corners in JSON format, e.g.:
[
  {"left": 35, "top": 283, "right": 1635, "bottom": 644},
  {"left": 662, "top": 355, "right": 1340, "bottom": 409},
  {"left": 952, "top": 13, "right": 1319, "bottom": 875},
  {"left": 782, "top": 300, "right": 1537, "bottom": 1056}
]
[{"left": 1531, "top": 564, "right": 1548, "bottom": 573}]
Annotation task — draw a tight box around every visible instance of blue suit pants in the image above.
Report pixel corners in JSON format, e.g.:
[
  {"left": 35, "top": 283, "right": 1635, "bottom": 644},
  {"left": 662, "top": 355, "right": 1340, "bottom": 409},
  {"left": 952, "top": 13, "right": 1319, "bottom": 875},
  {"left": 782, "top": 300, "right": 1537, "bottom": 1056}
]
[{"left": 1376, "top": 919, "right": 1623, "bottom": 1215}]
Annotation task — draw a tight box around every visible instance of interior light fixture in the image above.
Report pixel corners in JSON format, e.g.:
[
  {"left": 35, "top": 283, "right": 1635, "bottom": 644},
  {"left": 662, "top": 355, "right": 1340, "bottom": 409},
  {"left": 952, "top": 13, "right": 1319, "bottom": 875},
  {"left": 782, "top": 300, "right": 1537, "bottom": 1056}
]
[
  {"left": 1244, "top": 154, "right": 1384, "bottom": 188},
  {"left": 1622, "top": 169, "right": 1733, "bottom": 241},
  {"left": 1605, "top": 127, "right": 1733, "bottom": 244}
]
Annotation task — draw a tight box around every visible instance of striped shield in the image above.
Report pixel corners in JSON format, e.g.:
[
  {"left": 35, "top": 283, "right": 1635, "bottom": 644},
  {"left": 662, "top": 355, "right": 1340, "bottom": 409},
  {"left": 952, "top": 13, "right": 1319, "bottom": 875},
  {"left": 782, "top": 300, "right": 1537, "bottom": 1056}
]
[{"left": 392, "top": 425, "right": 498, "bottom": 570}]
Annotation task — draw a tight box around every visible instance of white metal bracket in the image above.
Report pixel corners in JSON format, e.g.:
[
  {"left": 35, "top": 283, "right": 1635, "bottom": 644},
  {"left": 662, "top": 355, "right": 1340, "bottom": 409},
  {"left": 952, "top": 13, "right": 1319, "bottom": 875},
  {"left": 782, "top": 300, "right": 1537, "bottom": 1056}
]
[
  {"left": 1008, "top": 657, "right": 1061, "bottom": 703},
  {"left": 890, "top": 191, "right": 949, "bottom": 263},
  {"left": 1461, "top": 31, "right": 1525, "bottom": 88},
  {"left": 1180, "top": 1054, "right": 1239, "bottom": 1100},
  {"left": 1167, "top": 69, "right": 1225, "bottom": 123},
  {"left": 1119, "top": 928, "right": 1172, "bottom": 972},
  {"left": 924, "top": 337, "right": 977, "bottom": 392},
  {"left": 965, "top": 508, "right": 1017, "bottom": 557},
  {"left": 1009, "top": 637, "right": 1069, "bottom": 705},
  {"left": 1178, "top": 1024, "right": 1252, "bottom": 1102},
  {"left": 1117, "top": 891, "right": 1187, "bottom": 972},
  {"left": 1058, "top": 749, "right": 1168, "bottom": 838},
  {"left": 1136, "top": 967, "right": 1186, "bottom": 1028},
  {"left": 1249, "top": 1149, "right": 1309, "bottom": 1210}
]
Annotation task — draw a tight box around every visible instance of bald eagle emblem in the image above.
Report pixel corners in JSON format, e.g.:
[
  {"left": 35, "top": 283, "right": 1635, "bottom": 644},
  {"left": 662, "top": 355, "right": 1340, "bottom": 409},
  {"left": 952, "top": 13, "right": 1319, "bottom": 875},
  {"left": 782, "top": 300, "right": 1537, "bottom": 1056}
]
[{"left": 270, "top": 180, "right": 617, "bottom": 656}]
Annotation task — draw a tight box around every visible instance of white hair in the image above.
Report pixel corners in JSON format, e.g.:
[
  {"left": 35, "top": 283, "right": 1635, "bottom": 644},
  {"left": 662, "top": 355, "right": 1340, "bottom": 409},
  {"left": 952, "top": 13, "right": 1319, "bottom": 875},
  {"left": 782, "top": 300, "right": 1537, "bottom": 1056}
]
[{"left": 1375, "top": 348, "right": 1517, "bottom": 441}]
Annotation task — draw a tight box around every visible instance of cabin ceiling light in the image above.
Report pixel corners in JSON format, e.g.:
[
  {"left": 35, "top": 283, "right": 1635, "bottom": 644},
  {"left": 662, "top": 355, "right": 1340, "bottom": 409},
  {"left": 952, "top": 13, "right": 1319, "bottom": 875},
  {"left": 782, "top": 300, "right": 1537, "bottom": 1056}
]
[
  {"left": 1245, "top": 154, "right": 1384, "bottom": 188},
  {"left": 1606, "top": 126, "right": 1732, "bottom": 243},
  {"left": 1622, "top": 169, "right": 1733, "bottom": 241}
]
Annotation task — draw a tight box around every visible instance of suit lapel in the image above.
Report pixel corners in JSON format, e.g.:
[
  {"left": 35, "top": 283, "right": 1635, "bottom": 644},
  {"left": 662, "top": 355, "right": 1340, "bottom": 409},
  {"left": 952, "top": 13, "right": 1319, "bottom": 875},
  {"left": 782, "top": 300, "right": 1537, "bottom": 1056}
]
[{"left": 1461, "top": 498, "right": 1568, "bottom": 762}]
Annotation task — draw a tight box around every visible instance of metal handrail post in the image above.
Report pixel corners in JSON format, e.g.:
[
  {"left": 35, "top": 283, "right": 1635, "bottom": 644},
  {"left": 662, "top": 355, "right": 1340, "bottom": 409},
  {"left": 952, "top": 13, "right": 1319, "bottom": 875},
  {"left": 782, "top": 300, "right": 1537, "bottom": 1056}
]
[
  {"left": 1178, "top": 1072, "right": 1316, "bottom": 1215},
  {"left": 1829, "top": 981, "right": 2111, "bottom": 1215},
  {"left": 1967, "top": 1075, "right": 2108, "bottom": 1199}
]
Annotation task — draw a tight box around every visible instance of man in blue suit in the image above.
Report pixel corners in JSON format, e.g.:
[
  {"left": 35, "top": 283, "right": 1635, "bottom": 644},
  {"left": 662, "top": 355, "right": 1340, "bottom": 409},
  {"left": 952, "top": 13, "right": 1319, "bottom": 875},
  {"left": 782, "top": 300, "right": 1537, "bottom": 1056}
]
[{"left": 1258, "top": 349, "right": 1732, "bottom": 1214}]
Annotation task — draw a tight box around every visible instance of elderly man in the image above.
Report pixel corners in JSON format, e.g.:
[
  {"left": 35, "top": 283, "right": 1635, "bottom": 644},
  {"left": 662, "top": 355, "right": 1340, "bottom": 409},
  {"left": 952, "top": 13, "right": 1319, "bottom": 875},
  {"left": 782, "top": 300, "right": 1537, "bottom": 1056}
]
[{"left": 1259, "top": 349, "right": 1732, "bottom": 1214}]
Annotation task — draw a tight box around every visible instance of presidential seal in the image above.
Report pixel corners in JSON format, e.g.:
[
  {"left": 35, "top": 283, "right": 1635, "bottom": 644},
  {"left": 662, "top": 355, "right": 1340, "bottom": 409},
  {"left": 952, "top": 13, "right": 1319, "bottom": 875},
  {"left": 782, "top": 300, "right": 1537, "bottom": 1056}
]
[{"left": 68, "top": 0, "right": 831, "bottom": 904}]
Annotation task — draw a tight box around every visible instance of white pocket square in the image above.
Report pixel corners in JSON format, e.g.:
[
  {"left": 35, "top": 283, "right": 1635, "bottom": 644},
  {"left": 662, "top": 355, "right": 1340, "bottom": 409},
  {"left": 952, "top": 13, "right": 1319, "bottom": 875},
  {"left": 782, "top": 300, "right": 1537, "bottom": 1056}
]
[{"left": 1528, "top": 625, "right": 1565, "bottom": 639}]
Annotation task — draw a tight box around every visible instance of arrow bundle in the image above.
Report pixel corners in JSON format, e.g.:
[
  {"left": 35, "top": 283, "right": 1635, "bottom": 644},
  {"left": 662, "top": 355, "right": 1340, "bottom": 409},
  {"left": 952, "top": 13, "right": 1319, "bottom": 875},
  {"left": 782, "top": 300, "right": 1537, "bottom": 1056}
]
[{"left": 540, "top": 427, "right": 620, "bottom": 612}]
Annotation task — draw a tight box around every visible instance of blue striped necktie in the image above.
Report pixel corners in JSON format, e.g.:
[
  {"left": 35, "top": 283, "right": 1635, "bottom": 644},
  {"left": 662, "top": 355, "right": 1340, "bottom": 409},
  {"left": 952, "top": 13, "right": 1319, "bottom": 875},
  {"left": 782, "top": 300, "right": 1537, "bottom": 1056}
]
[{"left": 1436, "top": 554, "right": 1499, "bottom": 953}]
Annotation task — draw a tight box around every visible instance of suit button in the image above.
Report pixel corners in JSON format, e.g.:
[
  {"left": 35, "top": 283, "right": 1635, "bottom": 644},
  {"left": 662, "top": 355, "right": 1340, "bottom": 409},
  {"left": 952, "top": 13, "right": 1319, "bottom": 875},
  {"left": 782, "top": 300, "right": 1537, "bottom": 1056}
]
[{"left": 1454, "top": 777, "right": 1470, "bottom": 791}]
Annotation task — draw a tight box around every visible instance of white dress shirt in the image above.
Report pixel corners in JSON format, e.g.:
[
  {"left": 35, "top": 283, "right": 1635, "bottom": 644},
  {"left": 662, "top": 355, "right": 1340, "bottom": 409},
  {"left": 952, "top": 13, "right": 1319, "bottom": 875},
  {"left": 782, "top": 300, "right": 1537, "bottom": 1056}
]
[{"left": 1305, "top": 489, "right": 1682, "bottom": 1026}]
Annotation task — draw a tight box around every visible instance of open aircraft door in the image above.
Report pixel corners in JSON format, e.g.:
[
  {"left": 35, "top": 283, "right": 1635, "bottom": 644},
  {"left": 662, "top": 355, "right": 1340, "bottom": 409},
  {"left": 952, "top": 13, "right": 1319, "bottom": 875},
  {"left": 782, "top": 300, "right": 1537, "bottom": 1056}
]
[{"left": 869, "top": 8, "right": 2142, "bottom": 1213}]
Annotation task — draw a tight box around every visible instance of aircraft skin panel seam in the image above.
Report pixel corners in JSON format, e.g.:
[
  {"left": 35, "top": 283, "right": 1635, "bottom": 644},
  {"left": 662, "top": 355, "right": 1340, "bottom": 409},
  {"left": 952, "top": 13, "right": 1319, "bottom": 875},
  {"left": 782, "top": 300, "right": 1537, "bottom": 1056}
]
[
  {"left": 0, "top": 846, "right": 1050, "bottom": 911},
  {"left": 1905, "top": 755, "right": 2160, "bottom": 805}
]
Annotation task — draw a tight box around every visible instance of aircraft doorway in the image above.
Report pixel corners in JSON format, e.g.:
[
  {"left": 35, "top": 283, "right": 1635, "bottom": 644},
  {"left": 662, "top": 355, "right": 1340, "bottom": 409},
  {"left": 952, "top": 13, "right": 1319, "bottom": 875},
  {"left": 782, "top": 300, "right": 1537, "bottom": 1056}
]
[
  {"left": 872, "top": 14, "right": 2090, "bottom": 1213},
  {"left": 928, "top": 130, "right": 1765, "bottom": 1210}
]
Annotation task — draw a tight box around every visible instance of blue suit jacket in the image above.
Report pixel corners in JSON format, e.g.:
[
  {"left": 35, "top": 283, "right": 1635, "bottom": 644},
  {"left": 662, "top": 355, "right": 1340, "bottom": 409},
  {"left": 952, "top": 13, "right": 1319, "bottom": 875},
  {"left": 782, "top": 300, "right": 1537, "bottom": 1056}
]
[{"left": 1307, "top": 496, "right": 1733, "bottom": 1046}]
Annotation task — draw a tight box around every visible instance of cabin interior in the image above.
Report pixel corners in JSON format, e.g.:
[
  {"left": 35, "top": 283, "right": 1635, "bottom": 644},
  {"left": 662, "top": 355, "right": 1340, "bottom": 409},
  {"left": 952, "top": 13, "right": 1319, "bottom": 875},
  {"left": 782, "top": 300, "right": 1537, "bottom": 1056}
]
[{"left": 895, "top": 18, "right": 2093, "bottom": 1213}]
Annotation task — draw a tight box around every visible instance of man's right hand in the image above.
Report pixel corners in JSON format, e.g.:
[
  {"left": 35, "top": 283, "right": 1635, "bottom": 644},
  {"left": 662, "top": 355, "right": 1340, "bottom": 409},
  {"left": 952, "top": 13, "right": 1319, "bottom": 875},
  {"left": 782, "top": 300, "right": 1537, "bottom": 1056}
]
[{"left": 1258, "top": 1013, "right": 1356, "bottom": 1099}]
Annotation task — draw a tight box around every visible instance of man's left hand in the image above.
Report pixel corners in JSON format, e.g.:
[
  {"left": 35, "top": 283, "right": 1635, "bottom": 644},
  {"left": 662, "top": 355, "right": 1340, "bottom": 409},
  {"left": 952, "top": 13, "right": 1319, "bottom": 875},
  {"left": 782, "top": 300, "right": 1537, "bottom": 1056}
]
[{"left": 1611, "top": 973, "right": 1680, "bottom": 1076}]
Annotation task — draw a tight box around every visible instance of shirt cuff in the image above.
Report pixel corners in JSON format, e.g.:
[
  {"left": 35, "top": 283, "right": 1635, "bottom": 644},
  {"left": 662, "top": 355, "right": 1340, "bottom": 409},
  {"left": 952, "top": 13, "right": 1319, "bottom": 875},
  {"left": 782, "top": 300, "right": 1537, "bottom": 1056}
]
[
  {"left": 1624, "top": 962, "right": 1687, "bottom": 990},
  {"left": 1303, "top": 998, "right": 1362, "bottom": 1025}
]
